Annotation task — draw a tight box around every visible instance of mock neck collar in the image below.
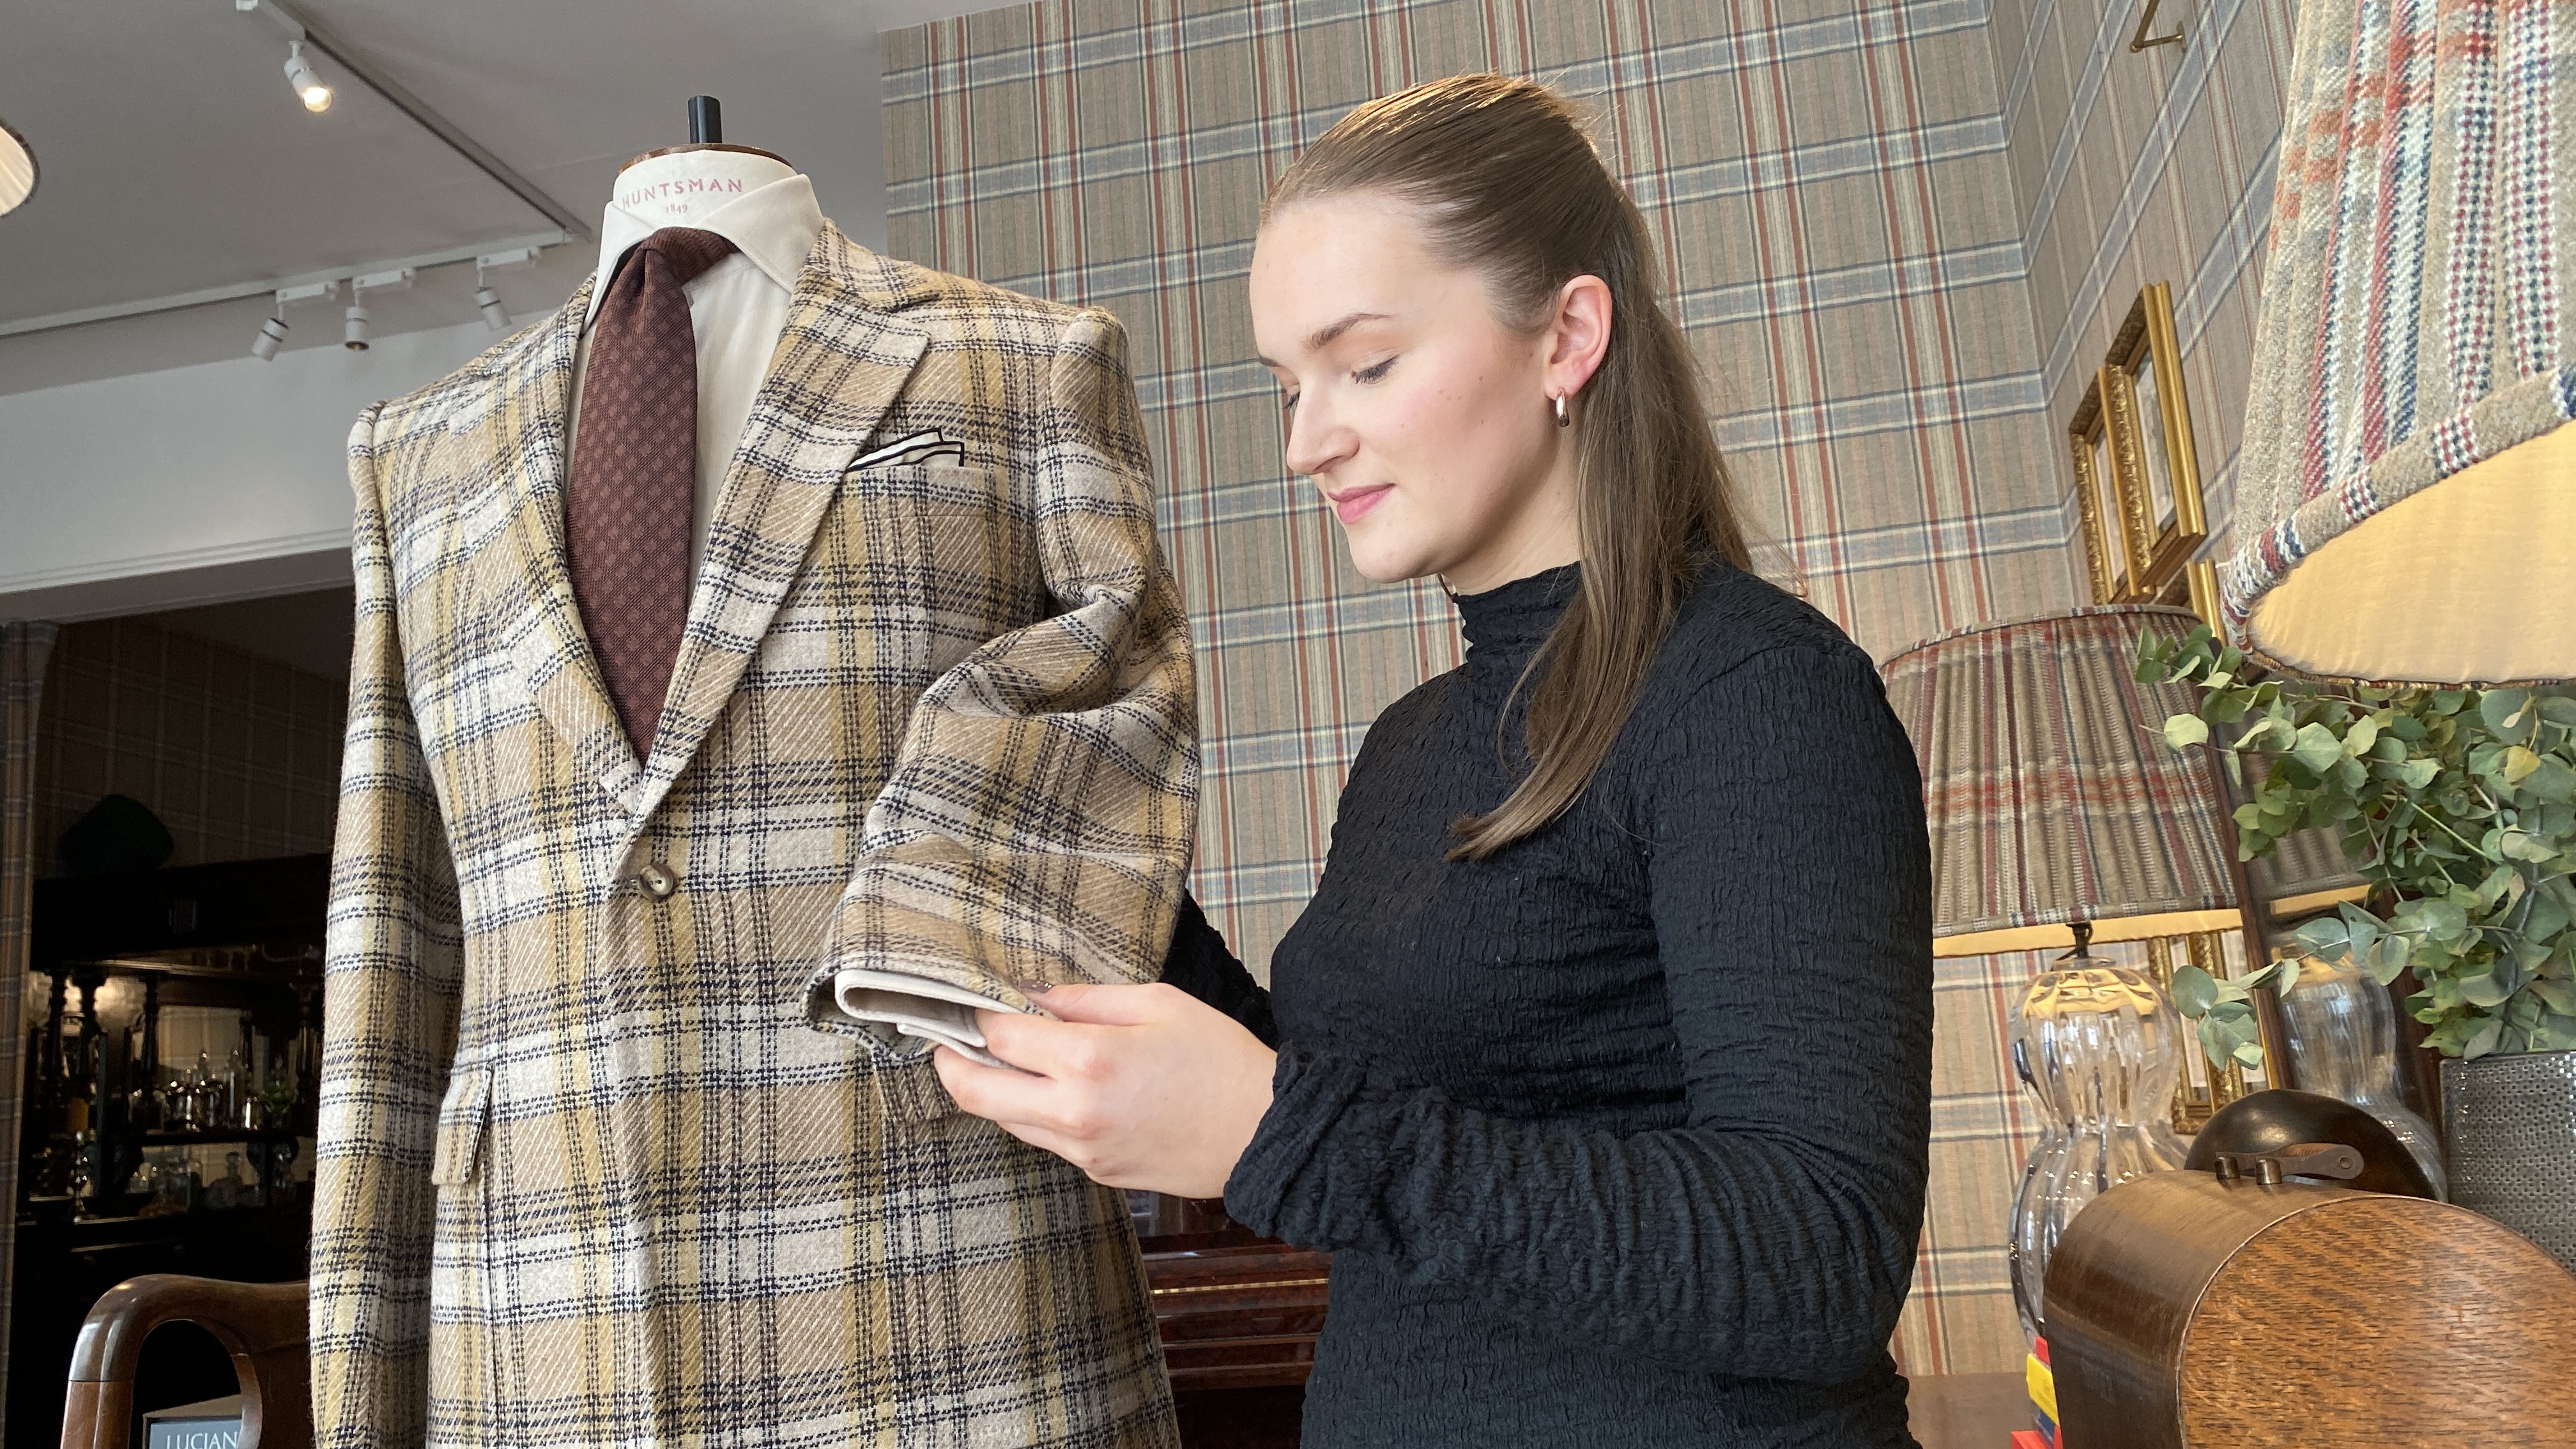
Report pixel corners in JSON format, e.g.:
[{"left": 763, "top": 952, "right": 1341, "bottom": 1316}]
[{"left": 1455, "top": 562, "right": 1581, "bottom": 659}]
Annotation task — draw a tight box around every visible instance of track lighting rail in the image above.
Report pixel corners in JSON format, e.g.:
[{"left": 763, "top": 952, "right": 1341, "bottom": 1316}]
[
  {"left": 0, "top": 228, "right": 565, "bottom": 339},
  {"left": 234, "top": 0, "right": 588, "bottom": 242}
]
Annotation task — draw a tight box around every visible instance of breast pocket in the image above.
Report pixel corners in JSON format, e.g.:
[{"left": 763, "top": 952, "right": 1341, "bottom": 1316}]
[
  {"left": 839, "top": 459, "right": 1013, "bottom": 510},
  {"left": 818, "top": 465, "right": 1045, "bottom": 638}
]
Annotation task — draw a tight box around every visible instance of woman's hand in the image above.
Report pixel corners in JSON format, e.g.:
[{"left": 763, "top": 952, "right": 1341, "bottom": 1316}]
[{"left": 932, "top": 982, "right": 1277, "bottom": 1199}]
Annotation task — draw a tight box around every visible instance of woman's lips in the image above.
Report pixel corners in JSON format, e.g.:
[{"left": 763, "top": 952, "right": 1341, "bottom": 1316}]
[{"left": 1330, "top": 484, "right": 1393, "bottom": 525}]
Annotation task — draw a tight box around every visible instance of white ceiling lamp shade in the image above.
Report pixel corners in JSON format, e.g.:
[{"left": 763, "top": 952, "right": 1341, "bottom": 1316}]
[
  {"left": 285, "top": 41, "right": 334, "bottom": 112},
  {"left": 2224, "top": 1, "right": 2576, "bottom": 685},
  {"left": 0, "top": 117, "right": 36, "bottom": 217}
]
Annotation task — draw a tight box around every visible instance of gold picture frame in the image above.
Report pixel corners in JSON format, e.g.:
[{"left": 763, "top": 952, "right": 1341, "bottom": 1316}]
[
  {"left": 2103, "top": 281, "right": 2208, "bottom": 598},
  {"left": 2069, "top": 370, "right": 2131, "bottom": 603},
  {"left": 2182, "top": 558, "right": 2222, "bottom": 631}
]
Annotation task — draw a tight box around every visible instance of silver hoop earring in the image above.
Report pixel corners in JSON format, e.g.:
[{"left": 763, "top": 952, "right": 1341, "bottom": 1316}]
[{"left": 1552, "top": 394, "right": 1571, "bottom": 428}]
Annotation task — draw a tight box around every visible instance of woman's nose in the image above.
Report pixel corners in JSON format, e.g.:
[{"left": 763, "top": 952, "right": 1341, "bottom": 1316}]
[{"left": 1282, "top": 401, "right": 1346, "bottom": 478}]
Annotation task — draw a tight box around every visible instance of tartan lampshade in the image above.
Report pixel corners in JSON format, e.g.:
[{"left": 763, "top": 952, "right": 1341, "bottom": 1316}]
[
  {"left": 1882, "top": 606, "right": 2241, "bottom": 958},
  {"left": 2225, "top": 0, "right": 2576, "bottom": 684}
]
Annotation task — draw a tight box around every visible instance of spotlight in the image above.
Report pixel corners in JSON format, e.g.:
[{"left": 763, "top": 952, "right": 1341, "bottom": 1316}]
[
  {"left": 251, "top": 280, "right": 334, "bottom": 360},
  {"left": 343, "top": 303, "right": 369, "bottom": 351},
  {"left": 0, "top": 116, "right": 36, "bottom": 218},
  {"left": 473, "top": 248, "right": 537, "bottom": 331},
  {"left": 285, "top": 42, "right": 332, "bottom": 112}
]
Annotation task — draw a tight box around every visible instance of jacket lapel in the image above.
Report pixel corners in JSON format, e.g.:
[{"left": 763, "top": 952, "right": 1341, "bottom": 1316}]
[
  {"left": 468, "top": 277, "right": 652, "bottom": 817},
  {"left": 626, "top": 224, "right": 928, "bottom": 825}
]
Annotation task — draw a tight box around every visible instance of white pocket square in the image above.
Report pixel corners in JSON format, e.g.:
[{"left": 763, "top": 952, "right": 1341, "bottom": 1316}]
[{"left": 851, "top": 430, "right": 967, "bottom": 470}]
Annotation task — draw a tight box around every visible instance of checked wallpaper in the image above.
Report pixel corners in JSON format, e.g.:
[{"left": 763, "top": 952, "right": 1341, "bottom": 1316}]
[{"left": 878, "top": 0, "right": 2285, "bottom": 1374}]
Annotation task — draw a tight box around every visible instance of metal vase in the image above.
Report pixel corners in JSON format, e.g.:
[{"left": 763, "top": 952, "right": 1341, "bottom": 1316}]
[{"left": 2441, "top": 1048, "right": 2576, "bottom": 1273}]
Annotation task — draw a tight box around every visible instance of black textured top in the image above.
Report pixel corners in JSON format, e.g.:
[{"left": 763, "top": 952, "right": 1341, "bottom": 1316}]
[{"left": 1162, "top": 561, "right": 1935, "bottom": 1448}]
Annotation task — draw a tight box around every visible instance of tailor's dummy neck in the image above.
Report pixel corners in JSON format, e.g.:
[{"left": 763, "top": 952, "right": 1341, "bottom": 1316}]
[{"left": 610, "top": 146, "right": 798, "bottom": 227}]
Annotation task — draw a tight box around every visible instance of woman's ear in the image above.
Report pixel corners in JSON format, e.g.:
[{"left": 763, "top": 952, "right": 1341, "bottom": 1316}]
[{"left": 1544, "top": 274, "right": 1614, "bottom": 402}]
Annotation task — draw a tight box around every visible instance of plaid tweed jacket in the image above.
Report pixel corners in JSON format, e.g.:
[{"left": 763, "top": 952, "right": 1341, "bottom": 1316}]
[{"left": 314, "top": 223, "right": 1197, "bottom": 1449}]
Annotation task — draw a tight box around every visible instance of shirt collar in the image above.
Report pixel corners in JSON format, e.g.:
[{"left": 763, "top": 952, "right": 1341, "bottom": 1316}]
[{"left": 581, "top": 171, "right": 825, "bottom": 331}]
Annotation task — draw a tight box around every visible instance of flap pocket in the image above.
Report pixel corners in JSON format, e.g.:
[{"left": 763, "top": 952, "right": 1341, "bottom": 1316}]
[{"left": 429, "top": 1064, "right": 492, "bottom": 1188}]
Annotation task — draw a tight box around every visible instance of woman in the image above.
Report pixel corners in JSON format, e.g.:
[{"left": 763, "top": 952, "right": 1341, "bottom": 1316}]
[{"left": 934, "top": 74, "right": 1935, "bottom": 1446}]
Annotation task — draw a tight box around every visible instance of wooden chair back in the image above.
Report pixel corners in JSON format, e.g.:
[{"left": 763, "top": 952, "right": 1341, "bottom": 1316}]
[{"left": 59, "top": 1275, "right": 310, "bottom": 1449}]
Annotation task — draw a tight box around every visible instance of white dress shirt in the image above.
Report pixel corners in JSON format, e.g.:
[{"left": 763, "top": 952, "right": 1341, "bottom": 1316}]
[{"left": 568, "top": 173, "right": 827, "bottom": 582}]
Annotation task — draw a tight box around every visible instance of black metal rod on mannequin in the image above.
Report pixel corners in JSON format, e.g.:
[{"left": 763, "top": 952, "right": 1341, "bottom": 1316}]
[{"left": 689, "top": 96, "right": 722, "bottom": 145}]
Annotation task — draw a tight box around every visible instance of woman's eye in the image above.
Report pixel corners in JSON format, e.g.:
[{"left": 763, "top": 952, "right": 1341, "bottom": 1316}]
[
  {"left": 1353, "top": 356, "right": 1396, "bottom": 384},
  {"left": 1281, "top": 393, "right": 1301, "bottom": 416}
]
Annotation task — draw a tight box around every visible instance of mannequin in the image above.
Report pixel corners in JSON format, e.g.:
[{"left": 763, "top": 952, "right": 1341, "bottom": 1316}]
[
  {"left": 610, "top": 93, "right": 793, "bottom": 224},
  {"left": 314, "top": 88, "right": 1195, "bottom": 1449}
]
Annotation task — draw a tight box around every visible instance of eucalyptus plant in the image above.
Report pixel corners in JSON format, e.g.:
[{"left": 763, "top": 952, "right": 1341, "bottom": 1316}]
[{"left": 2135, "top": 626, "right": 2576, "bottom": 1067}]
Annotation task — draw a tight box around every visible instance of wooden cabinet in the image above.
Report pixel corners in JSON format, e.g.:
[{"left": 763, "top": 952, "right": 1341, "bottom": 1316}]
[{"left": 1140, "top": 1222, "right": 1329, "bottom": 1449}]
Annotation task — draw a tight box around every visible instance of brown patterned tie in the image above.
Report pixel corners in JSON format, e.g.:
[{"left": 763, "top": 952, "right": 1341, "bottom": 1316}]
[{"left": 565, "top": 226, "right": 738, "bottom": 756}]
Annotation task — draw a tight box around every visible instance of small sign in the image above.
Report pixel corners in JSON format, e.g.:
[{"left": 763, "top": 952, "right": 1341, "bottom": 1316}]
[{"left": 142, "top": 1395, "right": 241, "bottom": 1449}]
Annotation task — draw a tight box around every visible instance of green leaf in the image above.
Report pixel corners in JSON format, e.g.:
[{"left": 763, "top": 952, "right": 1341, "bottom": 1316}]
[
  {"left": 2232, "top": 1040, "right": 2267, "bottom": 1068},
  {"left": 2460, "top": 970, "right": 2515, "bottom": 1008},
  {"left": 2206, "top": 687, "right": 2256, "bottom": 725},
  {"left": 2397, "top": 758, "right": 2441, "bottom": 791},
  {"left": 2292, "top": 722, "right": 2346, "bottom": 775},
  {"left": 2294, "top": 914, "right": 2353, "bottom": 962},
  {"left": 2465, "top": 1016, "right": 2506, "bottom": 1060},
  {"left": 2524, "top": 887, "right": 2572, "bottom": 946},
  {"left": 2415, "top": 898, "right": 2473, "bottom": 943},
  {"left": 2169, "top": 963, "right": 2220, "bottom": 1017},
  {"left": 2525, "top": 755, "right": 2576, "bottom": 804},
  {"left": 2165, "top": 713, "right": 2211, "bottom": 750},
  {"left": 2478, "top": 862, "right": 2519, "bottom": 910},
  {"left": 2503, "top": 829, "right": 2563, "bottom": 865},
  {"left": 2482, "top": 688, "right": 2536, "bottom": 737},
  {"left": 2505, "top": 746, "right": 2545, "bottom": 788},
  {"left": 2195, "top": 1018, "right": 2236, "bottom": 1071},
  {"left": 2365, "top": 935, "right": 2413, "bottom": 986},
  {"left": 2535, "top": 979, "right": 2576, "bottom": 1016},
  {"left": 2537, "top": 695, "right": 2576, "bottom": 729},
  {"left": 2344, "top": 715, "right": 2380, "bottom": 758}
]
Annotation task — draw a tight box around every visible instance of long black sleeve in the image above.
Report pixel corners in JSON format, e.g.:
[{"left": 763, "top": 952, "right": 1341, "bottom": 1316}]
[
  {"left": 1156, "top": 893, "right": 1278, "bottom": 1046},
  {"left": 1225, "top": 641, "right": 1933, "bottom": 1384}
]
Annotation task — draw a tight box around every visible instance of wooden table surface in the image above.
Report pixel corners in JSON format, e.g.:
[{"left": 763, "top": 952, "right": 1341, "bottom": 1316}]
[{"left": 1908, "top": 1370, "right": 2030, "bottom": 1449}]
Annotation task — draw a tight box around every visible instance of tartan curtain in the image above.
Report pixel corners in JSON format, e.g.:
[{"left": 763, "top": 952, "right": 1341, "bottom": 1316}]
[
  {"left": 0, "top": 618, "right": 60, "bottom": 1425},
  {"left": 882, "top": 0, "right": 2075, "bottom": 1373}
]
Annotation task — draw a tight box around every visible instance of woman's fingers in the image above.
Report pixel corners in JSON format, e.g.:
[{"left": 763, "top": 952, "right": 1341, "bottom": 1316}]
[
  {"left": 976, "top": 1009, "right": 1112, "bottom": 1084},
  {"left": 1025, "top": 981, "right": 1175, "bottom": 1027},
  {"left": 932, "top": 1044, "right": 1068, "bottom": 1129}
]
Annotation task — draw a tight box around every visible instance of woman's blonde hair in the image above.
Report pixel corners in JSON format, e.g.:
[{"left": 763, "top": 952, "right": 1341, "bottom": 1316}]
[{"left": 1268, "top": 73, "right": 1753, "bottom": 860}]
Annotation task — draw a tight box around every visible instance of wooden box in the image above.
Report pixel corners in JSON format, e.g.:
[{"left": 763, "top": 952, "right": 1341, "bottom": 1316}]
[{"left": 2044, "top": 1169, "right": 2576, "bottom": 1447}]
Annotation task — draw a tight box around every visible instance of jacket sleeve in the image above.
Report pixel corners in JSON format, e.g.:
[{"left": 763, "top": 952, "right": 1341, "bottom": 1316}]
[
  {"left": 309, "top": 404, "right": 467, "bottom": 1449},
  {"left": 1224, "top": 645, "right": 1933, "bottom": 1383},
  {"left": 806, "top": 307, "right": 1200, "bottom": 1042}
]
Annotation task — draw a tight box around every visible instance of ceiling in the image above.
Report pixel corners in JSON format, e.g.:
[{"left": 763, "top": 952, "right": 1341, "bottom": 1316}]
[{"left": 0, "top": 0, "right": 979, "bottom": 384}]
